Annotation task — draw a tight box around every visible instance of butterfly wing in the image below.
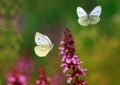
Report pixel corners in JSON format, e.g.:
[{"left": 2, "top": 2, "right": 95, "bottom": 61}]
[
  {"left": 35, "top": 32, "right": 51, "bottom": 45},
  {"left": 44, "top": 35, "right": 52, "bottom": 45},
  {"left": 77, "top": 7, "right": 89, "bottom": 26},
  {"left": 34, "top": 45, "right": 53, "bottom": 57},
  {"left": 89, "top": 6, "right": 101, "bottom": 25},
  {"left": 78, "top": 17, "right": 89, "bottom": 26},
  {"left": 34, "top": 32, "right": 53, "bottom": 57},
  {"left": 89, "top": 6, "right": 102, "bottom": 17},
  {"left": 89, "top": 15, "right": 100, "bottom": 24},
  {"left": 77, "top": 7, "right": 87, "bottom": 18}
]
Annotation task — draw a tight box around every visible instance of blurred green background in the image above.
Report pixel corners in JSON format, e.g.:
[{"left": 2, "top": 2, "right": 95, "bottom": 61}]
[{"left": 0, "top": 0, "right": 120, "bottom": 85}]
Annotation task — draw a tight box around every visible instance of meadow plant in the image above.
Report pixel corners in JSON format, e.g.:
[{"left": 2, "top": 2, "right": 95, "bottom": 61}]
[
  {"left": 6, "top": 50, "right": 34, "bottom": 85},
  {"left": 35, "top": 66, "right": 51, "bottom": 85},
  {"left": 59, "top": 28, "right": 87, "bottom": 85},
  {"left": 6, "top": 69, "right": 27, "bottom": 85}
]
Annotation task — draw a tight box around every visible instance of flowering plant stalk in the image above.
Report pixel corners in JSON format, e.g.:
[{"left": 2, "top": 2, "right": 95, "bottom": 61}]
[
  {"left": 6, "top": 69, "right": 27, "bottom": 85},
  {"left": 35, "top": 66, "right": 51, "bottom": 85},
  {"left": 6, "top": 50, "right": 34, "bottom": 85},
  {"left": 59, "top": 28, "right": 87, "bottom": 85}
]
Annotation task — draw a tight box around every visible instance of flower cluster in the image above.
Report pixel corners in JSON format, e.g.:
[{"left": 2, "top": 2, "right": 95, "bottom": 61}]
[
  {"left": 59, "top": 28, "right": 87, "bottom": 85},
  {"left": 35, "top": 66, "right": 51, "bottom": 85},
  {"left": 6, "top": 69, "right": 27, "bottom": 85},
  {"left": 6, "top": 50, "right": 34, "bottom": 85}
]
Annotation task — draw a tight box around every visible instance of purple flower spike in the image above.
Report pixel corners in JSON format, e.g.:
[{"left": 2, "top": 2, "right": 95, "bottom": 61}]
[
  {"left": 59, "top": 28, "right": 87, "bottom": 85},
  {"left": 6, "top": 69, "right": 27, "bottom": 85},
  {"left": 35, "top": 66, "right": 51, "bottom": 85}
]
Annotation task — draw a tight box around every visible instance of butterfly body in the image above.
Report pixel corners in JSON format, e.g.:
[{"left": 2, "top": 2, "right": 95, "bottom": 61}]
[
  {"left": 77, "top": 6, "right": 102, "bottom": 26},
  {"left": 34, "top": 32, "right": 53, "bottom": 57},
  {"left": 87, "top": 14, "right": 90, "bottom": 19}
]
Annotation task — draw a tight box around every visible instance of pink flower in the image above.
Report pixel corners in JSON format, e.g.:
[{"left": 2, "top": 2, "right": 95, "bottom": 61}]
[
  {"left": 66, "top": 74, "right": 72, "bottom": 83},
  {"left": 72, "top": 55, "right": 78, "bottom": 64},
  {"left": 79, "top": 68, "right": 87, "bottom": 77},
  {"left": 36, "top": 80, "right": 47, "bottom": 85},
  {"left": 6, "top": 50, "right": 34, "bottom": 85},
  {"left": 59, "top": 28, "right": 87, "bottom": 84},
  {"left": 35, "top": 66, "right": 51, "bottom": 85},
  {"left": 60, "top": 41, "right": 65, "bottom": 46},
  {"left": 6, "top": 69, "right": 27, "bottom": 85},
  {"left": 66, "top": 57, "right": 72, "bottom": 64},
  {"left": 73, "top": 80, "right": 87, "bottom": 85},
  {"left": 60, "top": 64, "right": 68, "bottom": 73},
  {"left": 61, "top": 55, "right": 66, "bottom": 61},
  {"left": 67, "top": 77, "right": 72, "bottom": 83}
]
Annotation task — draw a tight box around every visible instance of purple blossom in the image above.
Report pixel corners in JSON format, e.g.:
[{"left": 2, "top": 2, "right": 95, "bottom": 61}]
[
  {"left": 6, "top": 69, "right": 27, "bottom": 85},
  {"left": 6, "top": 50, "right": 34, "bottom": 85},
  {"left": 59, "top": 28, "right": 87, "bottom": 85},
  {"left": 73, "top": 80, "right": 87, "bottom": 85},
  {"left": 67, "top": 76, "right": 72, "bottom": 83},
  {"left": 35, "top": 66, "right": 51, "bottom": 85}
]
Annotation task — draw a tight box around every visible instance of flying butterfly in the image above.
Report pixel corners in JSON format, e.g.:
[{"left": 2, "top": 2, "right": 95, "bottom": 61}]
[
  {"left": 34, "top": 32, "right": 53, "bottom": 57},
  {"left": 76, "top": 5, "right": 102, "bottom": 26}
]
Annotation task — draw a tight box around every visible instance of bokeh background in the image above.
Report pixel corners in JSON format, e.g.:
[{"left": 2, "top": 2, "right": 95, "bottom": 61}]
[{"left": 0, "top": 0, "right": 120, "bottom": 85}]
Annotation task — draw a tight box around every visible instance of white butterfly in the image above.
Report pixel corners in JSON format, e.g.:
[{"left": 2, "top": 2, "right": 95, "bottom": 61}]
[
  {"left": 77, "top": 5, "right": 102, "bottom": 26},
  {"left": 34, "top": 32, "right": 53, "bottom": 57}
]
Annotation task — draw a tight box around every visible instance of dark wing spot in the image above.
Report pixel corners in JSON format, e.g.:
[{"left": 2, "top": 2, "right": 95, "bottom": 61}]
[
  {"left": 38, "top": 38, "right": 40, "bottom": 40},
  {"left": 79, "top": 12, "right": 84, "bottom": 14}
]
